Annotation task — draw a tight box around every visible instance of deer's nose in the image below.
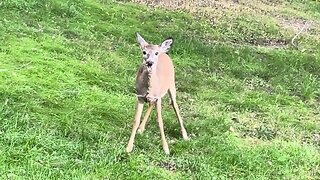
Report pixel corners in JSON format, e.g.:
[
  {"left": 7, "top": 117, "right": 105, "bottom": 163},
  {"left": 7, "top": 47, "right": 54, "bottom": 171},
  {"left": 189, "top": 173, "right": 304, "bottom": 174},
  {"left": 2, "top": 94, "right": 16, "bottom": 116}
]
[{"left": 146, "top": 61, "right": 154, "bottom": 67}]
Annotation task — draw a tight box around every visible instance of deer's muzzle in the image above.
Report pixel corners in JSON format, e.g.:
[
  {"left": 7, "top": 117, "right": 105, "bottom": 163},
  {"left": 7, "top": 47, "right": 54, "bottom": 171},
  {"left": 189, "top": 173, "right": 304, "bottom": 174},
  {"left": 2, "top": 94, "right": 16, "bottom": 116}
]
[{"left": 146, "top": 61, "right": 154, "bottom": 67}]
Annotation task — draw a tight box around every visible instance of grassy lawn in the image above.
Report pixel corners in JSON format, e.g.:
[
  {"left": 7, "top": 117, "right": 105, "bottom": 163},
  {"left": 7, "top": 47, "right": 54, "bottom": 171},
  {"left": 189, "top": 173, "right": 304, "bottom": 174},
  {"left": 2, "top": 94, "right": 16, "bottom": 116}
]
[{"left": 0, "top": 0, "right": 319, "bottom": 179}]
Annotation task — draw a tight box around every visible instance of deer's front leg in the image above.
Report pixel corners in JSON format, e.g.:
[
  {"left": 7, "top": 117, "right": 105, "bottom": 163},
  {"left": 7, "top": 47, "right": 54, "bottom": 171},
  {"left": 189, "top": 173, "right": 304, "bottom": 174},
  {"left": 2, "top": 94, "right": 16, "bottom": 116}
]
[
  {"left": 138, "top": 102, "right": 154, "bottom": 134},
  {"left": 127, "top": 99, "right": 144, "bottom": 153},
  {"left": 156, "top": 98, "right": 170, "bottom": 155}
]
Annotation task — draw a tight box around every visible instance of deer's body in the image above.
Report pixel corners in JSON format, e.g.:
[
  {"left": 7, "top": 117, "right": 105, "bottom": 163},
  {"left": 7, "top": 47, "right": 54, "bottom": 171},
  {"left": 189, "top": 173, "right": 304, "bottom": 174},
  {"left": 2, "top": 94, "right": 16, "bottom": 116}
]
[
  {"left": 126, "top": 33, "right": 188, "bottom": 154},
  {"left": 136, "top": 52, "right": 174, "bottom": 102}
]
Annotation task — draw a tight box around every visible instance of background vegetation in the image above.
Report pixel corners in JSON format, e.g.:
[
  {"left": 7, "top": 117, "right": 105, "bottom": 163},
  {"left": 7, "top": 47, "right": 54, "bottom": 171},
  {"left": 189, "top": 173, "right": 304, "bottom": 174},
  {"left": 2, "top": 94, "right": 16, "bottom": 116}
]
[{"left": 0, "top": 0, "right": 319, "bottom": 179}]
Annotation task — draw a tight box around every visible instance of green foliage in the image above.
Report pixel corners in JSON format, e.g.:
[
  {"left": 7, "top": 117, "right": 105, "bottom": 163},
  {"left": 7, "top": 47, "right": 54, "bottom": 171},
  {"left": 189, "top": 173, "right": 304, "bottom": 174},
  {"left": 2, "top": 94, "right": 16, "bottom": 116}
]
[{"left": 0, "top": 0, "right": 319, "bottom": 179}]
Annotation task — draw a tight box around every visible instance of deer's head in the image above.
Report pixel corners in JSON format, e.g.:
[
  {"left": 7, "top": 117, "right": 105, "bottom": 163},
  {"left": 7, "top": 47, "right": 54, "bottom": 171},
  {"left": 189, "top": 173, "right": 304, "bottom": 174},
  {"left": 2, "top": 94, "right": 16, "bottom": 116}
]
[{"left": 136, "top": 33, "right": 173, "bottom": 69}]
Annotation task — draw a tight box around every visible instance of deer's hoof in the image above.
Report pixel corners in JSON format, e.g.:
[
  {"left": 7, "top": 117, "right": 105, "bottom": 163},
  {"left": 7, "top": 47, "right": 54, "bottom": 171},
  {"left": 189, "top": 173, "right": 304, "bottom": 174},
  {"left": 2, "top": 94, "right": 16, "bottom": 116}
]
[
  {"left": 137, "top": 128, "right": 145, "bottom": 134},
  {"left": 126, "top": 145, "right": 133, "bottom": 153}
]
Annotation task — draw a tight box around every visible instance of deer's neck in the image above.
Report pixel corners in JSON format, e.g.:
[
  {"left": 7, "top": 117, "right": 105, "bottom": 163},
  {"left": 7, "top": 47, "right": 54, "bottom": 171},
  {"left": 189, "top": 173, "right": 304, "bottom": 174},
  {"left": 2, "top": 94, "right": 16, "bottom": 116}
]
[
  {"left": 146, "top": 65, "right": 157, "bottom": 91},
  {"left": 135, "top": 64, "right": 158, "bottom": 100}
]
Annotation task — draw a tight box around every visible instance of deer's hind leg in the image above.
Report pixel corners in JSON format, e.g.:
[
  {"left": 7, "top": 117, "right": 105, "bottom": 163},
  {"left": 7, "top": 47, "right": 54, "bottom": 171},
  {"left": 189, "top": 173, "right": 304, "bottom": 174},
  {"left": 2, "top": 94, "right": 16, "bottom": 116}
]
[{"left": 168, "top": 86, "right": 189, "bottom": 140}]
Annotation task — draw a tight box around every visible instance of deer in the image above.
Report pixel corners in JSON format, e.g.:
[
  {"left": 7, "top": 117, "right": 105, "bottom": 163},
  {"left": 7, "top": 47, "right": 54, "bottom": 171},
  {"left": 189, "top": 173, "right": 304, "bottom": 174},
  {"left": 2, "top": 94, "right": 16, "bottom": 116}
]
[{"left": 126, "top": 33, "right": 189, "bottom": 155}]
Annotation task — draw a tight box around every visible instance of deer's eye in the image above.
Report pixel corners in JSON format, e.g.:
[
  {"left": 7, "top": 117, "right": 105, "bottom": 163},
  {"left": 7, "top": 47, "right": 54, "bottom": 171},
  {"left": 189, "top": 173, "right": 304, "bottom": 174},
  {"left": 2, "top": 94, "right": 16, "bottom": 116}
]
[
  {"left": 143, "top": 51, "right": 147, "bottom": 55},
  {"left": 155, "top": 52, "right": 159, "bottom": 55}
]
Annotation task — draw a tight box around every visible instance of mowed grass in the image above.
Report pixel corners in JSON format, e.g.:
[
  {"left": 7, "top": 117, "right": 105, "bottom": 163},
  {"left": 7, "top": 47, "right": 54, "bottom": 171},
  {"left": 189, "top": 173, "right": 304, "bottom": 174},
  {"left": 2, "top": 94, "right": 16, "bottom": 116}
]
[{"left": 0, "top": 0, "right": 320, "bottom": 179}]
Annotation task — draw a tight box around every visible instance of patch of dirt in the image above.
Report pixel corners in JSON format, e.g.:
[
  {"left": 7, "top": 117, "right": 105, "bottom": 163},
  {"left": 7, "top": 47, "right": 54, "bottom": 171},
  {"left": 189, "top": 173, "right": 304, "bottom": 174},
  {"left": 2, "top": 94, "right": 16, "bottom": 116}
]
[
  {"left": 243, "top": 78, "right": 274, "bottom": 93},
  {"left": 260, "top": 0, "right": 282, "bottom": 6},
  {"left": 231, "top": 112, "right": 278, "bottom": 140},
  {"left": 302, "top": 132, "right": 320, "bottom": 149},
  {"left": 127, "top": 0, "right": 320, "bottom": 48},
  {"left": 236, "top": 122, "right": 278, "bottom": 140},
  {"left": 277, "top": 17, "right": 311, "bottom": 33},
  {"left": 278, "top": 17, "right": 320, "bottom": 44},
  {"left": 127, "top": 0, "right": 240, "bottom": 9},
  {"left": 261, "top": 39, "right": 289, "bottom": 48},
  {"left": 231, "top": 38, "right": 289, "bottom": 48},
  {"left": 158, "top": 161, "right": 176, "bottom": 171}
]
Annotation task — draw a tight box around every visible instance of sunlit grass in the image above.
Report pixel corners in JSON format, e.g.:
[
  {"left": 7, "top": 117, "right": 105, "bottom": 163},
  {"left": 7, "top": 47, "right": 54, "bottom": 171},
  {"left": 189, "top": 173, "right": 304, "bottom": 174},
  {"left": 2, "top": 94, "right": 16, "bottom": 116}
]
[{"left": 0, "top": 0, "right": 319, "bottom": 179}]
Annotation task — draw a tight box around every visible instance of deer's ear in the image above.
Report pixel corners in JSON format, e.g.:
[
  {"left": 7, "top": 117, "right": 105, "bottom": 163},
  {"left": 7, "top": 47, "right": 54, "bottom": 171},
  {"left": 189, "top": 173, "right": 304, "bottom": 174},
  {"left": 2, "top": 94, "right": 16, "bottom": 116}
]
[
  {"left": 136, "top": 32, "right": 148, "bottom": 48},
  {"left": 160, "top": 37, "right": 173, "bottom": 53}
]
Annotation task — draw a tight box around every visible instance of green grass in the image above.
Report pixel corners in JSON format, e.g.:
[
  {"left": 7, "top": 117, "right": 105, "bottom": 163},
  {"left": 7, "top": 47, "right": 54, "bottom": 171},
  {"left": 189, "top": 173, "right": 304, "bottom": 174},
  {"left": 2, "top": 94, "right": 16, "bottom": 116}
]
[{"left": 0, "top": 0, "right": 320, "bottom": 179}]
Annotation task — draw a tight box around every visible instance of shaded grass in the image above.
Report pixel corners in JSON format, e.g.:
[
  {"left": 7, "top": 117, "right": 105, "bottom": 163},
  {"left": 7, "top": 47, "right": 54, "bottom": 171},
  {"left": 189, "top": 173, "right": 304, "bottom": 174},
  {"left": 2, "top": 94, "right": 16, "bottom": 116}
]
[{"left": 0, "top": 0, "right": 320, "bottom": 179}]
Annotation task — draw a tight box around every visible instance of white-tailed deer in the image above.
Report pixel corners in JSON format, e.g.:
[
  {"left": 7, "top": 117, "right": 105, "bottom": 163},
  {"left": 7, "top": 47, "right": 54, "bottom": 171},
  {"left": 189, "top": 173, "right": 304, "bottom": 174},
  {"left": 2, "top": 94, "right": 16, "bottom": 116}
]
[{"left": 126, "top": 33, "right": 189, "bottom": 154}]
